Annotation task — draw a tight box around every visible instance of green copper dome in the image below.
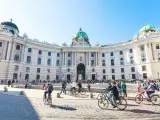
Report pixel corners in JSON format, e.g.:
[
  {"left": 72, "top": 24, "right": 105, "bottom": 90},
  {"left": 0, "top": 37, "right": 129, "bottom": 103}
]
[
  {"left": 73, "top": 28, "right": 89, "bottom": 41},
  {"left": 139, "top": 25, "right": 156, "bottom": 34}
]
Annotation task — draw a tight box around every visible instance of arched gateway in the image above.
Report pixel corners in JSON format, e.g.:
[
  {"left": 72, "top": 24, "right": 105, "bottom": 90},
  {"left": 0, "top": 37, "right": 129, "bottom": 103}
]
[{"left": 77, "top": 63, "right": 85, "bottom": 81}]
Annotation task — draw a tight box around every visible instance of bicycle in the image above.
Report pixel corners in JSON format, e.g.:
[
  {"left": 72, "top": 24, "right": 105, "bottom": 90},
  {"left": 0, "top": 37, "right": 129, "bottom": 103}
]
[
  {"left": 70, "top": 87, "right": 86, "bottom": 96},
  {"left": 43, "top": 94, "right": 52, "bottom": 105},
  {"left": 135, "top": 89, "right": 160, "bottom": 105},
  {"left": 98, "top": 91, "right": 127, "bottom": 110}
]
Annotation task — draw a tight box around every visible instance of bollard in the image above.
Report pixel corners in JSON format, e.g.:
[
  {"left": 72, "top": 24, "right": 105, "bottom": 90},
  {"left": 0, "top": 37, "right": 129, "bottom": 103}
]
[
  {"left": 4, "top": 86, "right": 8, "bottom": 92},
  {"left": 57, "top": 92, "right": 61, "bottom": 98},
  {"left": 90, "top": 92, "right": 93, "bottom": 99},
  {"left": 20, "top": 91, "right": 26, "bottom": 96}
]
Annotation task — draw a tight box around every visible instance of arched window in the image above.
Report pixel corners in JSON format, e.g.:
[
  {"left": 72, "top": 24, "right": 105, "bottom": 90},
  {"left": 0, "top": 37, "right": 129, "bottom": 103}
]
[
  {"left": 56, "top": 60, "right": 60, "bottom": 66},
  {"left": 47, "top": 59, "right": 51, "bottom": 65},
  {"left": 91, "top": 60, "right": 94, "bottom": 66},
  {"left": 68, "top": 53, "right": 71, "bottom": 57},
  {"left": 37, "top": 58, "right": 41, "bottom": 65},
  {"left": 38, "top": 50, "right": 42, "bottom": 55},
  {"left": 102, "top": 60, "right": 105, "bottom": 66},
  {"left": 111, "top": 59, "right": 114, "bottom": 66},
  {"left": 120, "top": 58, "right": 124, "bottom": 65},
  {"left": 28, "top": 48, "right": 32, "bottom": 53},
  {"left": 16, "top": 45, "right": 20, "bottom": 50},
  {"left": 14, "top": 54, "right": 20, "bottom": 61},
  {"left": 130, "top": 56, "right": 134, "bottom": 64},
  {"left": 26, "top": 56, "right": 31, "bottom": 63}
]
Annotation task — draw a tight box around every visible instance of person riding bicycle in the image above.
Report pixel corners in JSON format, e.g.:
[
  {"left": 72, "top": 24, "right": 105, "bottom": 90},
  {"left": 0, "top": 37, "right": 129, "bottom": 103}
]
[
  {"left": 107, "top": 80, "right": 119, "bottom": 108},
  {"left": 146, "top": 81, "right": 156, "bottom": 101},
  {"left": 44, "top": 81, "right": 53, "bottom": 99}
]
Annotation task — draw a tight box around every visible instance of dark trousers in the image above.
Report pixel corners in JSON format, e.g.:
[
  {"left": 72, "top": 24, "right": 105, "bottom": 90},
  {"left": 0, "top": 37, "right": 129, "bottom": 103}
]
[
  {"left": 146, "top": 91, "right": 155, "bottom": 98},
  {"left": 44, "top": 91, "right": 52, "bottom": 99},
  {"left": 60, "top": 87, "right": 66, "bottom": 94},
  {"left": 123, "top": 90, "right": 127, "bottom": 97}
]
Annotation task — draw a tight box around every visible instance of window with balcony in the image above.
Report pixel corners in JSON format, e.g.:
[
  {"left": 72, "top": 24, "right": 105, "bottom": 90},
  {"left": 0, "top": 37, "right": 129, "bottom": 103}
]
[
  {"left": 103, "top": 69, "right": 106, "bottom": 73},
  {"left": 120, "top": 58, "right": 124, "bottom": 65},
  {"left": 110, "top": 52, "right": 114, "bottom": 56},
  {"left": 130, "top": 56, "right": 134, "bottom": 64},
  {"left": 47, "top": 59, "right": 51, "bottom": 65},
  {"left": 38, "top": 50, "right": 42, "bottom": 55},
  {"left": 56, "top": 60, "right": 60, "bottom": 66},
  {"left": 142, "top": 66, "right": 146, "bottom": 71},
  {"left": 102, "top": 53, "right": 105, "bottom": 57},
  {"left": 14, "top": 54, "right": 20, "bottom": 61},
  {"left": 143, "top": 73, "right": 147, "bottom": 79},
  {"left": 26, "top": 56, "right": 31, "bottom": 63},
  {"left": 37, "top": 68, "right": 40, "bottom": 73},
  {"left": 121, "top": 74, "right": 125, "bottom": 79},
  {"left": 129, "top": 49, "right": 133, "bottom": 53},
  {"left": 156, "top": 44, "right": 159, "bottom": 49},
  {"left": 112, "top": 75, "right": 115, "bottom": 80},
  {"left": 37, "top": 58, "right": 41, "bottom": 65},
  {"left": 26, "top": 67, "right": 30, "bottom": 72},
  {"left": 48, "top": 52, "right": 51, "bottom": 56},
  {"left": 102, "top": 60, "right": 105, "bottom": 66},
  {"left": 57, "top": 53, "right": 60, "bottom": 57},
  {"left": 120, "top": 51, "right": 123, "bottom": 55},
  {"left": 16, "top": 45, "right": 20, "bottom": 50},
  {"left": 28, "top": 48, "right": 32, "bottom": 53},
  {"left": 111, "top": 69, "right": 115, "bottom": 73},
  {"left": 0, "top": 42, "right": 2, "bottom": 47},
  {"left": 131, "top": 67, "right": 135, "bottom": 72},
  {"left": 111, "top": 59, "right": 114, "bottom": 66},
  {"left": 121, "top": 68, "right": 124, "bottom": 73}
]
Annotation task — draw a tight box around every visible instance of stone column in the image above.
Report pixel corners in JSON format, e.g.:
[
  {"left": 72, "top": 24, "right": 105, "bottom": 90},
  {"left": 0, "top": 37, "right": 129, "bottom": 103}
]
[
  {"left": 6, "top": 41, "right": 12, "bottom": 60},
  {"left": 20, "top": 45, "right": 25, "bottom": 62},
  {"left": 2, "top": 41, "right": 7, "bottom": 59},
  {"left": 65, "top": 52, "right": 67, "bottom": 66},
  {"left": 75, "top": 52, "right": 76, "bottom": 66},
  {"left": 72, "top": 52, "right": 74, "bottom": 66},
  {"left": 10, "top": 41, "right": 16, "bottom": 60},
  {"left": 89, "top": 52, "right": 90, "bottom": 66}
]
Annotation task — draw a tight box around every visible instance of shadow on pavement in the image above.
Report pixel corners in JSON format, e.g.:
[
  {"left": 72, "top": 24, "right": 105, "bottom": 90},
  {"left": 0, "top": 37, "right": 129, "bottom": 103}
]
[
  {"left": 127, "top": 104, "right": 140, "bottom": 106},
  {"left": 126, "top": 109, "right": 160, "bottom": 114},
  {"left": 51, "top": 104, "right": 77, "bottom": 111},
  {"left": 0, "top": 91, "right": 40, "bottom": 120}
]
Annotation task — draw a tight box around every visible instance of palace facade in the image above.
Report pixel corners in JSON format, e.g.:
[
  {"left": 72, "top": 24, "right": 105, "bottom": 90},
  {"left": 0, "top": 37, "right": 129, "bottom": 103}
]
[{"left": 0, "top": 20, "right": 160, "bottom": 83}]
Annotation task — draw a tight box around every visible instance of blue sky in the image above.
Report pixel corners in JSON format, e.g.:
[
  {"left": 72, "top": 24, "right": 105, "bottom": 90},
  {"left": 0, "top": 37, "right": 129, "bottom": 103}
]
[{"left": 0, "top": 0, "right": 160, "bottom": 45}]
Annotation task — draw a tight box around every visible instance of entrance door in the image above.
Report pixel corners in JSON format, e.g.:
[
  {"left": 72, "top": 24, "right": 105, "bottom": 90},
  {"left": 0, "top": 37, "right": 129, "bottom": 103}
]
[
  {"left": 92, "top": 74, "right": 95, "bottom": 80},
  {"left": 77, "top": 63, "right": 85, "bottom": 81}
]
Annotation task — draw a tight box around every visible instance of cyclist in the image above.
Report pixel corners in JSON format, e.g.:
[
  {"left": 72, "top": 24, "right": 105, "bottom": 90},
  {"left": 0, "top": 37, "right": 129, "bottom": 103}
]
[
  {"left": 107, "top": 80, "right": 119, "bottom": 108},
  {"left": 143, "top": 79, "right": 148, "bottom": 90},
  {"left": 146, "top": 81, "right": 156, "bottom": 101},
  {"left": 44, "top": 81, "right": 53, "bottom": 99},
  {"left": 70, "top": 80, "right": 77, "bottom": 92}
]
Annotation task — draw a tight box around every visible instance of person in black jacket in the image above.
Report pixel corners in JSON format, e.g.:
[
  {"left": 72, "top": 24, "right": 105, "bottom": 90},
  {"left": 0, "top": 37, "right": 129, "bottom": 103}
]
[{"left": 60, "top": 80, "right": 66, "bottom": 94}]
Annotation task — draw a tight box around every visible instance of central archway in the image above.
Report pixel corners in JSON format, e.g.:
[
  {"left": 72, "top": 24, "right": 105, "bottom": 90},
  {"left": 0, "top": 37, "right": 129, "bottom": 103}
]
[{"left": 77, "top": 63, "right": 85, "bottom": 81}]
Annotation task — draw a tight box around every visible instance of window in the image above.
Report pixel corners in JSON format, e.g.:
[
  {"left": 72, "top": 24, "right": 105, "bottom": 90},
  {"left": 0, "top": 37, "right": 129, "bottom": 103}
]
[
  {"left": 36, "top": 74, "right": 40, "bottom": 80},
  {"left": 156, "top": 44, "right": 159, "bottom": 49},
  {"left": 103, "top": 69, "right": 106, "bottom": 73},
  {"left": 47, "top": 75, "right": 50, "bottom": 80},
  {"left": 91, "top": 53, "right": 94, "bottom": 57},
  {"left": 48, "top": 52, "right": 51, "bottom": 56},
  {"left": 47, "top": 59, "right": 51, "bottom": 65},
  {"left": 111, "top": 59, "right": 114, "bottom": 66},
  {"left": 141, "top": 58, "right": 146, "bottom": 62},
  {"left": 120, "top": 51, "right": 123, "bottom": 55},
  {"left": 14, "top": 54, "right": 20, "bottom": 61},
  {"left": 112, "top": 75, "right": 115, "bottom": 80},
  {"left": 37, "top": 68, "right": 40, "bottom": 73},
  {"left": 14, "top": 65, "right": 19, "bottom": 71},
  {"left": 38, "top": 50, "right": 42, "bottom": 55},
  {"left": 57, "top": 53, "right": 60, "bottom": 57},
  {"left": 0, "top": 42, "right": 2, "bottom": 47},
  {"left": 47, "top": 69, "right": 50, "bottom": 73},
  {"left": 132, "top": 74, "right": 136, "bottom": 79},
  {"left": 68, "top": 60, "right": 71, "bottom": 66},
  {"left": 111, "top": 69, "right": 115, "bottom": 73},
  {"left": 56, "top": 75, "right": 59, "bottom": 80},
  {"left": 37, "top": 58, "right": 41, "bottom": 65},
  {"left": 130, "top": 56, "right": 134, "bottom": 64},
  {"left": 68, "top": 53, "right": 71, "bottom": 57},
  {"left": 131, "top": 67, "right": 135, "bottom": 72},
  {"left": 25, "top": 74, "right": 29, "bottom": 81},
  {"left": 26, "top": 56, "right": 31, "bottom": 63},
  {"left": 121, "top": 68, "right": 124, "bottom": 73},
  {"left": 121, "top": 74, "right": 125, "bottom": 79},
  {"left": 110, "top": 52, "right": 114, "bottom": 56},
  {"left": 102, "top": 60, "right": 105, "bottom": 66},
  {"left": 92, "top": 68, "right": 95, "bottom": 72},
  {"left": 68, "top": 68, "right": 70, "bottom": 72},
  {"left": 129, "top": 49, "right": 133, "bottom": 53},
  {"left": 16, "top": 45, "right": 20, "bottom": 50},
  {"left": 56, "top": 60, "right": 60, "bottom": 66},
  {"left": 13, "top": 73, "right": 18, "bottom": 79},
  {"left": 140, "top": 45, "right": 144, "bottom": 51},
  {"left": 120, "top": 58, "right": 124, "bottom": 65},
  {"left": 143, "top": 73, "right": 147, "bottom": 79},
  {"left": 28, "top": 48, "right": 32, "bottom": 53},
  {"left": 102, "top": 53, "right": 105, "bottom": 57},
  {"left": 142, "top": 66, "right": 146, "bottom": 71},
  {"left": 103, "top": 75, "right": 106, "bottom": 80},
  {"left": 26, "top": 67, "right": 30, "bottom": 72},
  {"left": 91, "top": 60, "right": 94, "bottom": 66}
]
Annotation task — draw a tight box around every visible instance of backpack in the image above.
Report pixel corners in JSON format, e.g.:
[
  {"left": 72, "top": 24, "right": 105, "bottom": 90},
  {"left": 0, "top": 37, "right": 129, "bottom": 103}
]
[{"left": 48, "top": 84, "right": 53, "bottom": 91}]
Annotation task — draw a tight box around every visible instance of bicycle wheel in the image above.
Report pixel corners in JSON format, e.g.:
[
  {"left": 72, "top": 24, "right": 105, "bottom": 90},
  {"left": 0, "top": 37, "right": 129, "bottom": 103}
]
[
  {"left": 48, "top": 97, "right": 52, "bottom": 106},
  {"left": 98, "top": 97, "right": 109, "bottom": 109},
  {"left": 80, "top": 88, "right": 86, "bottom": 95},
  {"left": 151, "top": 94, "right": 160, "bottom": 105},
  {"left": 43, "top": 95, "right": 47, "bottom": 104},
  {"left": 135, "top": 94, "right": 143, "bottom": 104},
  {"left": 116, "top": 96, "right": 127, "bottom": 110}
]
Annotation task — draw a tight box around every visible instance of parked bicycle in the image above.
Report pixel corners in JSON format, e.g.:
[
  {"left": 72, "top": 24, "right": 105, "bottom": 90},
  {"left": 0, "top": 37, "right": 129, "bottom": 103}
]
[
  {"left": 98, "top": 91, "right": 127, "bottom": 110},
  {"left": 43, "top": 94, "right": 52, "bottom": 105},
  {"left": 135, "top": 89, "right": 160, "bottom": 105}
]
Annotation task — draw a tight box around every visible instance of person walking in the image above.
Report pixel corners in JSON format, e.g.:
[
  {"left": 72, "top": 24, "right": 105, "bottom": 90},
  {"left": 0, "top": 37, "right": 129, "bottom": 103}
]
[
  {"left": 60, "top": 80, "right": 66, "bottom": 94},
  {"left": 121, "top": 80, "right": 127, "bottom": 97},
  {"left": 117, "top": 80, "right": 122, "bottom": 96},
  {"left": 8, "top": 80, "right": 11, "bottom": 87},
  {"left": 87, "top": 83, "right": 91, "bottom": 92}
]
